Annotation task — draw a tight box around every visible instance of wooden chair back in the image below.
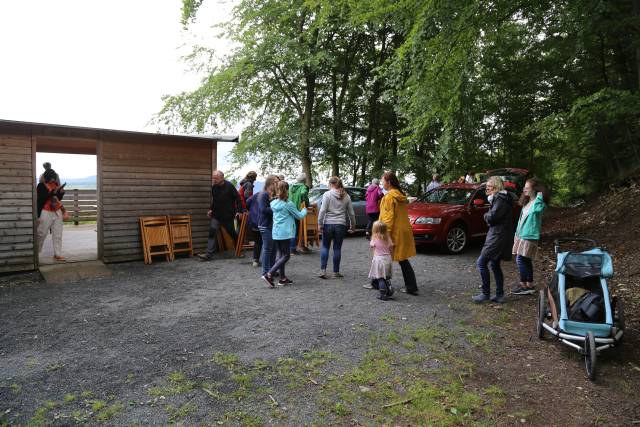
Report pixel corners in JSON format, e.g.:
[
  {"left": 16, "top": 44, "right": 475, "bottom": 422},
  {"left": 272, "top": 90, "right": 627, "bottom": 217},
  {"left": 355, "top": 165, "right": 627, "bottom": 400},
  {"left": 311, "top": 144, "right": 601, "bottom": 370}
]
[
  {"left": 139, "top": 216, "right": 173, "bottom": 264},
  {"left": 303, "top": 205, "right": 321, "bottom": 247},
  {"left": 216, "top": 225, "right": 236, "bottom": 253},
  {"left": 234, "top": 212, "right": 255, "bottom": 257},
  {"left": 169, "top": 214, "right": 194, "bottom": 257}
]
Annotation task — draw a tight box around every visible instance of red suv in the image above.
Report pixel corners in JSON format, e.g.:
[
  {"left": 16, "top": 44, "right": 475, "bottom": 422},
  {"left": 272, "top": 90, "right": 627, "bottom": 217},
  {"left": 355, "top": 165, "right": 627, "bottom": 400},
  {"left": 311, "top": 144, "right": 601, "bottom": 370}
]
[{"left": 407, "top": 183, "right": 521, "bottom": 254}]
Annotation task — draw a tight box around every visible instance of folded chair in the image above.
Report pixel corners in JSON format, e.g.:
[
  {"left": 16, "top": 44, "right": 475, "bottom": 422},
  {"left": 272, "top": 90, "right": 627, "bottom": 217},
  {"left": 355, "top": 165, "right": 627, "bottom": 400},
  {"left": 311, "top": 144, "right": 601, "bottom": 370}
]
[
  {"left": 139, "top": 216, "right": 173, "bottom": 264},
  {"left": 169, "top": 214, "right": 194, "bottom": 257}
]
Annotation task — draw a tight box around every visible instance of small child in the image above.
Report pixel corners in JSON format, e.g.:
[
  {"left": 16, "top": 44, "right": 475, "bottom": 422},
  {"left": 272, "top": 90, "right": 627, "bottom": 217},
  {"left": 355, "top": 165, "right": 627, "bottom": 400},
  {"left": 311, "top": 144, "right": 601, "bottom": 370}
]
[
  {"left": 369, "top": 221, "right": 394, "bottom": 300},
  {"left": 262, "top": 181, "right": 307, "bottom": 287}
]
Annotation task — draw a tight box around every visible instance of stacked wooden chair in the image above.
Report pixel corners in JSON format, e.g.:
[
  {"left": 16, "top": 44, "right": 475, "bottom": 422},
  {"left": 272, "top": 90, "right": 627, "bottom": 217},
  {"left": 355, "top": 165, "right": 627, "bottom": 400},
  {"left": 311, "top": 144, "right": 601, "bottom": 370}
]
[
  {"left": 168, "top": 214, "right": 194, "bottom": 258},
  {"left": 139, "top": 216, "right": 174, "bottom": 264},
  {"left": 140, "top": 214, "right": 195, "bottom": 264},
  {"left": 301, "top": 205, "right": 321, "bottom": 248}
]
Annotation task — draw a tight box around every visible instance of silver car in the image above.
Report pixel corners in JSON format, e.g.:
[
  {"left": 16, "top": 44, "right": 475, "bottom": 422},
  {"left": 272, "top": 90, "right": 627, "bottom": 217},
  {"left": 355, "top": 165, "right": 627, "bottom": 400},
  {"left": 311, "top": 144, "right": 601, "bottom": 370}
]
[{"left": 308, "top": 186, "right": 368, "bottom": 230}]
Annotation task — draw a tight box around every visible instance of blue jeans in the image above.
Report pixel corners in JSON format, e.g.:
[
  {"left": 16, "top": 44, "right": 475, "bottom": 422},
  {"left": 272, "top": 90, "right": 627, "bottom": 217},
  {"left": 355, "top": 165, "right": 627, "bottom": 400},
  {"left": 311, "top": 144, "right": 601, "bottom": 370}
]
[
  {"left": 516, "top": 255, "right": 533, "bottom": 283},
  {"left": 259, "top": 226, "right": 276, "bottom": 275},
  {"left": 320, "top": 224, "right": 347, "bottom": 272},
  {"left": 477, "top": 255, "right": 504, "bottom": 297}
]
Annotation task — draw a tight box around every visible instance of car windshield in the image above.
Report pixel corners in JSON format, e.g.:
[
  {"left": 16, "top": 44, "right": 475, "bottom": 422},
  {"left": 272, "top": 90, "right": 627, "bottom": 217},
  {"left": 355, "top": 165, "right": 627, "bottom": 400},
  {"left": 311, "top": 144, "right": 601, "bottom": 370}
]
[
  {"left": 346, "top": 188, "right": 366, "bottom": 202},
  {"left": 308, "top": 188, "right": 327, "bottom": 203},
  {"left": 420, "top": 188, "right": 474, "bottom": 205}
]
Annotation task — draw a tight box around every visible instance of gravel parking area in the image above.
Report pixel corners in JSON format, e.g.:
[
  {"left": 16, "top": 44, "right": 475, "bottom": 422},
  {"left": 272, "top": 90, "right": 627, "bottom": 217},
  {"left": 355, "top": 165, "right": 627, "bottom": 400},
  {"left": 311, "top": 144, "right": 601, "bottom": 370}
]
[{"left": 1, "top": 237, "right": 638, "bottom": 426}]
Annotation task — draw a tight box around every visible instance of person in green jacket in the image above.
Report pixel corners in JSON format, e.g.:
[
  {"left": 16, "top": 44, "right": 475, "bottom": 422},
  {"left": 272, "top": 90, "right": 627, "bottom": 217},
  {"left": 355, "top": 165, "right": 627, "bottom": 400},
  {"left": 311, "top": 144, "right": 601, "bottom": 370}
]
[
  {"left": 288, "top": 173, "right": 311, "bottom": 254},
  {"left": 511, "top": 178, "right": 550, "bottom": 295}
]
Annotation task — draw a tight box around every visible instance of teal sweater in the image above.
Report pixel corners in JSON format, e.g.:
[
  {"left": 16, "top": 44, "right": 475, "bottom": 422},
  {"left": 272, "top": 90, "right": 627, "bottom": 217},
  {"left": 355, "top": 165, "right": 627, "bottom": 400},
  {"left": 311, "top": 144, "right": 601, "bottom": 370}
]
[
  {"left": 515, "top": 193, "right": 546, "bottom": 241},
  {"left": 270, "top": 199, "right": 307, "bottom": 240}
]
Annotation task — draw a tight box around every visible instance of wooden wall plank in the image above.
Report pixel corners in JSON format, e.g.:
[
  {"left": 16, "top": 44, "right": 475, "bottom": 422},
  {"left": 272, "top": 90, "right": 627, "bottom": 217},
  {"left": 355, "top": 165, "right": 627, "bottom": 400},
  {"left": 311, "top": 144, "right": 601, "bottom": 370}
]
[
  {"left": 0, "top": 263, "right": 34, "bottom": 273},
  {"left": 0, "top": 130, "right": 35, "bottom": 273}
]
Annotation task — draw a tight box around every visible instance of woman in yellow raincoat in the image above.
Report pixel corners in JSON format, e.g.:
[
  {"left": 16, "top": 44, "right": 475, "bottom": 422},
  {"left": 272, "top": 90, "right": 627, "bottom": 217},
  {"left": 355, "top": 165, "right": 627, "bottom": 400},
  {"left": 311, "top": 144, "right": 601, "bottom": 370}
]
[{"left": 379, "top": 172, "right": 418, "bottom": 295}]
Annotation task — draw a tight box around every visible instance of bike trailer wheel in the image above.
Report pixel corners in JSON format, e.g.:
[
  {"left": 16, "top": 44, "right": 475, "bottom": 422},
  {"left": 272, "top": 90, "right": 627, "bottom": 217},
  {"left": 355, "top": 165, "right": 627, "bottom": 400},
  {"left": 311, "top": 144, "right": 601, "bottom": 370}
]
[
  {"left": 584, "top": 331, "right": 597, "bottom": 381},
  {"left": 537, "top": 289, "right": 546, "bottom": 339}
]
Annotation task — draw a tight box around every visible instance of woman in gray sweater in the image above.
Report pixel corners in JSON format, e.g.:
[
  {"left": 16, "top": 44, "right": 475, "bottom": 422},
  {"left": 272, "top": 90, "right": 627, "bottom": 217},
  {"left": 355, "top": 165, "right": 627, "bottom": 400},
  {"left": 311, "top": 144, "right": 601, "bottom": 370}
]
[{"left": 317, "top": 177, "right": 356, "bottom": 278}]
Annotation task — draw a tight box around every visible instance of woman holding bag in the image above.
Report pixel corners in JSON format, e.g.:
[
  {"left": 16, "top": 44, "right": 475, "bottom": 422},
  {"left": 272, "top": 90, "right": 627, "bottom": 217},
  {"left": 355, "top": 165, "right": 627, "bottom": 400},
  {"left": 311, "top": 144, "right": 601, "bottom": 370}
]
[{"left": 378, "top": 172, "right": 418, "bottom": 295}]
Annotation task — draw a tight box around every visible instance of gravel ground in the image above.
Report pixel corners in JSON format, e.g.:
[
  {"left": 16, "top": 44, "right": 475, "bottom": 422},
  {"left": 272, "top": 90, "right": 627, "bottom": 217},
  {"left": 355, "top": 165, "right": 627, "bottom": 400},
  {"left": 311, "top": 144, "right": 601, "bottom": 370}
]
[{"left": 1, "top": 236, "right": 638, "bottom": 426}]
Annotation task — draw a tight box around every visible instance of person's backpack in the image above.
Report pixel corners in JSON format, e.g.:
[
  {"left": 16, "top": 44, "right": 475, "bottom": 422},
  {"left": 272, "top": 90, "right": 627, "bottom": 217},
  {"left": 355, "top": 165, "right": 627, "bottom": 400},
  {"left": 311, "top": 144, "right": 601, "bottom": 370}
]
[{"left": 569, "top": 292, "right": 604, "bottom": 322}]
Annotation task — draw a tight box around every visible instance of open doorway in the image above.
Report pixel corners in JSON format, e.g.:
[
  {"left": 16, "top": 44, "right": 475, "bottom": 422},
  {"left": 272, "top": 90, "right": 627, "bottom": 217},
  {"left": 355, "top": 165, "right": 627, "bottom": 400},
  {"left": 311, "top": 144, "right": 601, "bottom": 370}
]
[{"left": 35, "top": 152, "right": 97, "bottom": 265}]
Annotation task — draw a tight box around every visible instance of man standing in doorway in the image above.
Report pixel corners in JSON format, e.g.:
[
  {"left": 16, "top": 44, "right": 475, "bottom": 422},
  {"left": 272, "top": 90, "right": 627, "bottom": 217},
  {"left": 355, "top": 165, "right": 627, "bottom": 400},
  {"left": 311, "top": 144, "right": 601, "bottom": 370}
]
[{"left": 198, "top": 170, "right": 244, "bottom": 261}]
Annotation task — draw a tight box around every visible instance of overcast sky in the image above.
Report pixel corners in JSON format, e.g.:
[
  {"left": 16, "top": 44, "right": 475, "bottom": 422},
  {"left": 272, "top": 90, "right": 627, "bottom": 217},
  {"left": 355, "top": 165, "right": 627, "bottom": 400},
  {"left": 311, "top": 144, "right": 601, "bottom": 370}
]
[{"left": 0, "top": 0, "right": 245, "bottom": 179}]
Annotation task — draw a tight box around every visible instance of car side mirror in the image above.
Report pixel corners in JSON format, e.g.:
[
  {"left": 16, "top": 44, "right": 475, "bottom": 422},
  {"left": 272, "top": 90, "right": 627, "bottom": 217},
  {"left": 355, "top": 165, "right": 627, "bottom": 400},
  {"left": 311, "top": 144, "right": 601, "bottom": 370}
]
[{"left": 473, "top": 199, "right": 485, "bottom": 207}]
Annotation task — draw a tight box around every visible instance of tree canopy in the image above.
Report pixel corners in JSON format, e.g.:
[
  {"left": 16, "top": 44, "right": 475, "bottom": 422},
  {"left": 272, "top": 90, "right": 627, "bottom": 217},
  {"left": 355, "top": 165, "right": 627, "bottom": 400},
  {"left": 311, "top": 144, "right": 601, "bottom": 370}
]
[{"left": 158, "top": 0, "right": 640, "bottom": 204}]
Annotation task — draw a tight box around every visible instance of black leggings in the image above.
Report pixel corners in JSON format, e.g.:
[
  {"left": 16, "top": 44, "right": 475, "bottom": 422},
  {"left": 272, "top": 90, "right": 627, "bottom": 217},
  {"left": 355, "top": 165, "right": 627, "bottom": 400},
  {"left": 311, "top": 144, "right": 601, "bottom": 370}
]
[
  {"left": 268, "top": 239, "right": 291, "bottom": 277},
  {"left": 399, "top": 259, "right": 418, "bottom": 293}
]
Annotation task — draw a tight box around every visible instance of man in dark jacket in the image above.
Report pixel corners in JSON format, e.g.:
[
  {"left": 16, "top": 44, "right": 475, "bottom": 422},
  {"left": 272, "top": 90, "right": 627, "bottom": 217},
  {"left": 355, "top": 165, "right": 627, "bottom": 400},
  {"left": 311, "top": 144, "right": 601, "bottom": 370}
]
[
  {"left": 473, "top": 177, "right": 514, "bottom": 303},
  {"left": 199, "top": 170, "right": 244, "bottom": 261}
]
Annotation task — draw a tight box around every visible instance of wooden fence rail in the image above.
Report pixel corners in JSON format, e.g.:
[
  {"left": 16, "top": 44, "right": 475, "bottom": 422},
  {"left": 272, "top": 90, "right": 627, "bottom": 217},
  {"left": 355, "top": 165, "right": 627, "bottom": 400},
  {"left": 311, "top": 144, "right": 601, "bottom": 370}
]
[{"left": 65, "top": 189, "right": 97, "bottom": 225}]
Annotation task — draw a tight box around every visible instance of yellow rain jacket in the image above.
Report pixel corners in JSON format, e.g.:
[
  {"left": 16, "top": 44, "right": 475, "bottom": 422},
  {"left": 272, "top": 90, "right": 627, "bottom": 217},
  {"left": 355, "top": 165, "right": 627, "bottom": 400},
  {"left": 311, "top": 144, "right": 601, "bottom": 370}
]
[{"left": 379, "top": 189, "right": 416, "bottom": 261}]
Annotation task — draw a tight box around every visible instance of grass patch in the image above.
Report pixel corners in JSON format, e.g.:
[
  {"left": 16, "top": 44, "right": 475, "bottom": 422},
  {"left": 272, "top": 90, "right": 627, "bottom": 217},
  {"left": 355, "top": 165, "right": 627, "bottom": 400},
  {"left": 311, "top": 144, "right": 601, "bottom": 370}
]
[
  {"left": 45, "top": 363, "right": 64, "bottom": 373},
  {"left": 10, "top": 383, "right": 21, "bottom": 394},
  {"left": 29, "top": 406, "right": 50, "bottom": 426},
  {"left": 224, "top": 410, "right": 263, "bottom": 427},
  {"left": 81, "top": 390, "right": 94, "bottom": 398},
  {"left": 95, "top": 403, "right": 123, "bottom": 422},
  {"left": 25, "top": 357, "right": 38, "bottom": 368},
  {"left": 148, "top": 371, "right": 197, "bottom": 397},
  {"left": 165, "top": 403, "right": 196, "bottom": 422},
  {"left": 91, "top": 400, "right": 107, "bottom": 412},
  {"left": 332, "top": 402, "right": 352, "bottom": 416},
  {"left": 210, "top": 352, "right": 240, "bottom": 372},
  {"left": 380, "top": 313, "right": 396, "bottom": 324},
  {"left": 63, "top": 393, "right": 76, "bottom": 403}
]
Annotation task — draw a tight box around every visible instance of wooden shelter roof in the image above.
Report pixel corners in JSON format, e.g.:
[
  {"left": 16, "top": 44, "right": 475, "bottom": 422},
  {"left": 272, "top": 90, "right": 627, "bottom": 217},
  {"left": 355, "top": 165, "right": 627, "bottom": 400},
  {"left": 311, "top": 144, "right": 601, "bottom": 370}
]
[{"left": 0, "top": 119, "right": 237, "bottom": 155}]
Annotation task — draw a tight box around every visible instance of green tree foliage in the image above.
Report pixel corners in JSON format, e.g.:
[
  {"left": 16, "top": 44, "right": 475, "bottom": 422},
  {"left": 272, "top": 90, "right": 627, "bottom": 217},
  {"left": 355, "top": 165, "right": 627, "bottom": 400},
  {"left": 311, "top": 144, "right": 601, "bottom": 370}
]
[{"left": 159, "top": 0, "right": 640, "bottom": 203}]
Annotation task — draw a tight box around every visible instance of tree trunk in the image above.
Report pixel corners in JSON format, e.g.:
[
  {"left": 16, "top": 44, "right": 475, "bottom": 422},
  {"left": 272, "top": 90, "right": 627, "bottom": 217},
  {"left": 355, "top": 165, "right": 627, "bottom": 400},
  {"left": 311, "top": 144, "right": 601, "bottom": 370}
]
[
  {"left": 634, "top": 0, "right": 640, "bottom": 90},
  {"left": 300, "top": 67, "right": 316, "bottom": 187}
]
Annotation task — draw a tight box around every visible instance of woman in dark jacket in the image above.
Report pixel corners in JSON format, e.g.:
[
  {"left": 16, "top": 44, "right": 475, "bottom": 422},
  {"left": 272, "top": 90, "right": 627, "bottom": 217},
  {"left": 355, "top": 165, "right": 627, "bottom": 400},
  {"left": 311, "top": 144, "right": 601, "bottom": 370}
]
[{"left": 473, "top": 176, "right": 513, "bottom": 304}]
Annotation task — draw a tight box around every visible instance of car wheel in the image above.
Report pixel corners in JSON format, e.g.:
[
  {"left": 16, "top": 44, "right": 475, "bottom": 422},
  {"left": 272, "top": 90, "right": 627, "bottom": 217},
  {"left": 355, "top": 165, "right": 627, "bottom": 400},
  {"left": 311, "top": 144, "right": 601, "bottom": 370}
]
[{"left": 445, "top": 225, "right": 467, "bottom": 254}]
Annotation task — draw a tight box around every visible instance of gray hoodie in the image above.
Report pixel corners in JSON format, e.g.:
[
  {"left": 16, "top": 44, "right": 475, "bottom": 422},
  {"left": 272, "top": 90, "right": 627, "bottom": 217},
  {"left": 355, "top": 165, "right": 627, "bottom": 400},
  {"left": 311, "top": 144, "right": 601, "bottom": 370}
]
[{"left": 318, "top": 189, "right": 356, "bottom": 228}]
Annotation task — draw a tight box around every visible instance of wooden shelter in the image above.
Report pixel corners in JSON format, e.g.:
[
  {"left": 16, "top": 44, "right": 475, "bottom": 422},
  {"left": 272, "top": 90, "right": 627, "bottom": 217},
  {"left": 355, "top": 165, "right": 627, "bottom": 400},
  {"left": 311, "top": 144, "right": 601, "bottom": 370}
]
[{"left": 0, "top": 119, "right": 237, "bottom": 273}]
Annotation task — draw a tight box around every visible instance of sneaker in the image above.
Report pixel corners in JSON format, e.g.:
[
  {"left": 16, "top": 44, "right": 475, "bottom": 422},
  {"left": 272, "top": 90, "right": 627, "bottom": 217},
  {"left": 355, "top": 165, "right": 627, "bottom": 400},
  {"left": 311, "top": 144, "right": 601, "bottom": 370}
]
[
  {"left": 490, "top": 295, "right": 506, "bottom": 304},
  {"left": 512, "top": 287, "right": 535, "bottom": 296},
  {"left": 54, "top": 256, "right": 66, "bottom": 262},
  {"left": 363, "top": 283, "right": 374, "bottom": 289},
  {"left": 318, "top": 270, "right": 327, "bottom": 279},
  {"left": 291, "top": 249, "right": 300, "bottom": 255},
  {"left": 252, "top": 260, "right": 260, "bottom": 268},
  {"left": 377, "top": 293, "right": 389, "bottom": 301},
  {"left": 278, "top": 277, "right": 294, "bottom": 286},
  {"left": 400, "top": 288, "right": 418, "bottom": 295},
  {"left": 472, "top": 293, "right": 490, "bottom": 303},
  {"left": 198, "top": 253, "right": 212, "bottom": 261},
  {"left": 333, "top": 272, "right": 344, "bottom": 278},
  {"left": 299, "top": 247, "right": 311, "bottom": 254},
  {"left": 261, "top": 274, "right": 275, "bottom": 288}
]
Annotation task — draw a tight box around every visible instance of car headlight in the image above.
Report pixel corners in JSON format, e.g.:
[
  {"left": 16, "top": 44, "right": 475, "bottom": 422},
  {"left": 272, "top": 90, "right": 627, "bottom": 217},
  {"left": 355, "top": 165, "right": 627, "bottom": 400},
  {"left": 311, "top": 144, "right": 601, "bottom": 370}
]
[{"left": 415, "top": 217, "right": 441, "bottom": 225}]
